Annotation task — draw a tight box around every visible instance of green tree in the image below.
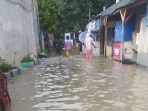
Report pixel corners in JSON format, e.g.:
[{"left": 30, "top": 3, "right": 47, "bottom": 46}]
[
  {"left": 38, "top": 0, "right": 115, "bottom": 33},
  {"left": 38, "top": 0, "right": 58, "bottom": 32},
  {"left": 57, "top": 0, "right": 115, "bottom": 33},
  {"left": 38, "top": 0, "right": 59, "bottom": 49}
]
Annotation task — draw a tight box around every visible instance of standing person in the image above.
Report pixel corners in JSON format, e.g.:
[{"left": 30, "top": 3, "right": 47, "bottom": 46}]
[
  {"left": 65, "top": 36, "right": 73, "bottom": 57},
  {"left": 84, "top": 33, "right": 95, "bottom": 61},
  {"left": 54, "top": 36, "right": 63, "bottom": 57},
  {"left": 78, "top": 40, "right": 83, "bottom": 55}
]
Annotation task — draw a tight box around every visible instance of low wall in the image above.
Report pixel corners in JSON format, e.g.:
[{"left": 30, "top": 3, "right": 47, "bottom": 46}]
[{"left": 137, "top": 53, "right": 148, "bottom": 67}]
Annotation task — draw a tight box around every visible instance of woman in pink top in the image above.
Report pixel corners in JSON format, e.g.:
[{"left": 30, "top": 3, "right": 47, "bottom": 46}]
[
  {"left": 65, "top": 36, "right": 73, "bottom": 57},
  {"left": 84, "top": 33, "right": 94, "bottom": 61}
]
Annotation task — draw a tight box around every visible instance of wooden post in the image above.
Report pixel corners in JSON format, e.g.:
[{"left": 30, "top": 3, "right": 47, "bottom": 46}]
[
  {"left": 104, "top": 17, "right": 108, "bottom": 58},
  {"left": 120, "top": 9, "right": 127, "bottom": 61},
  {"left": 89, "top": 7, "right": 91, "bottom": 20},
  {"left": 100, "top": 25, "right": 104, "bottom": 55}
]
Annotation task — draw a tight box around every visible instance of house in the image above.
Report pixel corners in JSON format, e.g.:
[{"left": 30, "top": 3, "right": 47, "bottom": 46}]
[
  {"left": 0, "top": 0, "right": 40, "bottom": 66},
  {"left": 98, "top": 0, "right": 148, "bottom": 66},
  {"left": 100, "top": 0, "right": 136, "bottom": 60}
]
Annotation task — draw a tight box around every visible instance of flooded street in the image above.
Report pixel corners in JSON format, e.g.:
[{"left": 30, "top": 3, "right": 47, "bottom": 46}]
[{"left": 8, "top": 56, "right": 148, "bottom": 111}]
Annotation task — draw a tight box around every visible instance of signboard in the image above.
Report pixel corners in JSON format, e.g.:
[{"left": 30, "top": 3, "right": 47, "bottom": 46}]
[{"left": 113, "top": 42, "right": 120, "bottom": 61}]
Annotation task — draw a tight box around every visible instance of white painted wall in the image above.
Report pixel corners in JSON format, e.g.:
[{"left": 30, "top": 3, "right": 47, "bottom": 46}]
[
  {"left": 0, "top": 0, "right": 39, "bottom": 66},
  {"left": 136, "top": 16, "right": 148, "bottom": 66},
  {"left": 106, "top": 46, "right": 112, "bottom": 57},
  {"left": 93, "top": 41, "right": 100, "bottom": 56},
  {"left": 137, "top": 16, "right": 148, "bottom": 54}
]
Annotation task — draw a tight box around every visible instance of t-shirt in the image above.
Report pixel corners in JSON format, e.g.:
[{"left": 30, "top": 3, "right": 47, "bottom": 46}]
[
  {"left": 65, "top": 40, "right": 73, "bottom": 50},
  {"left": 84, "top": 37, "right": 94, "bottom": 50}
]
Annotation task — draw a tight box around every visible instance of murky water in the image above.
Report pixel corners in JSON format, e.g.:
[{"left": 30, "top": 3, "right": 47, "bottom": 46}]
[{"left": 8, "top": 56, "right": 148, "bottom": 111}]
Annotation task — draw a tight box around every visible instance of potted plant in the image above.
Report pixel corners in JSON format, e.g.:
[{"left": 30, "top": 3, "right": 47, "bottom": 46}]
[
  {"left": 0, "top": 57, "right": 21, "bottom": 79},
  {"left": 38, "top": 48, "right": 49, "bottom": 58},
  {"left": 0, "top": 57, "right": 12, "bottom": 72},
  {"left": 21, "top": 56, "right": 34, "bottom": 68}
]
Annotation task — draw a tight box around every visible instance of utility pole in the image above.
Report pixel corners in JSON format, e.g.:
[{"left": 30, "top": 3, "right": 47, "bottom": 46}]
[
  {"left": 104, "top": 17, "right": 108, "bottom": 58},
  {"left": 89, "top": 7, "right": 91, "bottom": 20}
]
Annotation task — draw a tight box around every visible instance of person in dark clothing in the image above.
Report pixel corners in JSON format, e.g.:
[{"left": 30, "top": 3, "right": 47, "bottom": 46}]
[{"left": 78, "top": 40, "right": 83, "bottom": 55}]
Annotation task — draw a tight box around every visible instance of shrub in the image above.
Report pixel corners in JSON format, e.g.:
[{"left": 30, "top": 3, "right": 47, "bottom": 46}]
[
  {"left": 21, "top": 56, "right": 34, "bottom": 63},
  {"left": 41, "top": 48, "right": 49, "bottom": 56},
  {"left": 0, "top": 57, "right": 12, "bottom": 72}
]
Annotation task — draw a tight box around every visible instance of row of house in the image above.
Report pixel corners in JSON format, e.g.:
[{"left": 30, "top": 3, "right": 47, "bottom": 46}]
[
  {"left": 0, "top": 0, "right": 40, "bottom": 66},
  {"left": 87, "top": 0, "right": 148, "bottom": 67}
]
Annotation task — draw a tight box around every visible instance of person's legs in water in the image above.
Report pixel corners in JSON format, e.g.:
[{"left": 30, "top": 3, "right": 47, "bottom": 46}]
[
  {"left": 66, "top": 50, "right": 72, "bottom": 57},
  {"left": 69, "top": 50, "right": 72, "bottom": 57},
  {"left": 79, "top": 43, "right": 82, "bottom": 55},
  {"left": 66, "top": 50, "right": 69, "bottom": 57},
  {"left": 85, "top": 50, "right": 89, "bottom": 60},
  {"left": 88, "top": 50, "right": 93, "bottom": 62},
  {"left": 86, "top": 50, "right": 93, "bottom": 62}
]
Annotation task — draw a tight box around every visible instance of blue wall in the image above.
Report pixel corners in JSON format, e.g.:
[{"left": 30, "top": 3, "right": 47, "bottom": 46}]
[{"left": 115, "top": 16, "right": 136, "bottom": 42}]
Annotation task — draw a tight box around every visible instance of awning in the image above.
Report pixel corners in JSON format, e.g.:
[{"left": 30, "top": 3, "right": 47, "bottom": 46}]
[{"left": 101, "top": 0, "right": 135, "bottom": 17}]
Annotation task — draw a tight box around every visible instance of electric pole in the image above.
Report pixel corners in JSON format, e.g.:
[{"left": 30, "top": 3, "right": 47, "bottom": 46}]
[{"left": 89, "top": 7, "right": 91, "bottom": 20}]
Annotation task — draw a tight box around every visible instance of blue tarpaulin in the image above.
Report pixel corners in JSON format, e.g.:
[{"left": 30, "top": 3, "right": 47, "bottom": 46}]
[
  {"left": 79, "top": 32, "right": 95, "bottom": 43},
  {"left": 86, "top": 19, "right": 101, "bottom": 32},
  {"left": 115, "top": 16, "right": 136, "bottom": 42},
  {"left": 79, "top": 32, "right": 86, "bottom": 43},
  {"left": 93, "top": 19, "right": 100, "bottom": 32}
]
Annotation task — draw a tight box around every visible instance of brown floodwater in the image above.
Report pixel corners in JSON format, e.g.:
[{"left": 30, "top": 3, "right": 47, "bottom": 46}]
[{"left": 8, "top": 56, "right": 148, "bottom": 111}]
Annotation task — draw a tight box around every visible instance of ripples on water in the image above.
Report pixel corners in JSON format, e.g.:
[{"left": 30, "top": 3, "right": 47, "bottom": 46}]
[{"left": 28, "top": 57, "right": 148, "bottom": 111}]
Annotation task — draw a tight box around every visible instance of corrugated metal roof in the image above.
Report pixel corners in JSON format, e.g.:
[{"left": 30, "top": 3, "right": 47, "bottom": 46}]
[{"left": 101, "top": 0, "right": 135, "bottom": 16}]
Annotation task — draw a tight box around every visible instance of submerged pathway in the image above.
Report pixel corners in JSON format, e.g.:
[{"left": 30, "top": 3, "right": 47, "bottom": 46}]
[{"left": 8, "top": 56, "right": 148, "bottom": 111}]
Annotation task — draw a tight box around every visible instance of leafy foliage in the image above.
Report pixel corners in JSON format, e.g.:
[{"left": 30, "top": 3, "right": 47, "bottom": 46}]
[
  {"left": 38, "top": 0, "right": 58, "bottom": 32},
  {"left": 0, "top": 57, "right": 12, "bottom": 72},
  {"left": 38, "top": 0, "right": 115, "bottom": 33},
  {"left": 21, "top": 56, "right": 34, "bottom": 63},
  {"left": 57, "top": 0, "right": 116, "bottom": 32},
  {"left": 41, "top": 48, "right": 49, "bottom": 56}
]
